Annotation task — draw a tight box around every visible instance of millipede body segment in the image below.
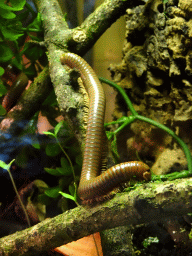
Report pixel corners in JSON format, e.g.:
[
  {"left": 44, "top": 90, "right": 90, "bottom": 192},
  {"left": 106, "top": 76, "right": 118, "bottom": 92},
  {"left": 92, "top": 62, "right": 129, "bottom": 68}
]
[{"left": 60, "top": 53, "right": 151, "bottom": 203}]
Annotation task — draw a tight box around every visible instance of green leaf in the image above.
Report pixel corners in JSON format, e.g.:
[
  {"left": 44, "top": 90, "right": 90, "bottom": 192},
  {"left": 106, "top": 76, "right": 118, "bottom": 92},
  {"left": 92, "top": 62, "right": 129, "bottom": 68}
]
[
  {"left": 0, "top": 0, "right": 26, "bottom": 11},
  {"left": 44, "top": 167, "right": 63, "bottom": 176},
  {"left": 15, "top": 147, "right": 28, "bottom": 169},
  {"left": 59, "top": 177, "right": 72, "bottom": 190},
  {"left": 30, "top": 136, "right": 40, "bottom": 149},
  {"left": 43, "top": 131, "right": 55, "bottom": 138},
  {"left": 0, "top": 160, "right": 9, "bottom": 170},
  {"left": 0, "top": 159, "right": 15, "bottom": 170},
  {"left": 54, "top": 121, "right": 63, "bottom": 136},
  {"left": 27, "top": 13, "right": 42, "bottom": 30},
  {"left": 61, "top": 121, "right": 70, "bottom": 130},
  {"left": 45, "top": 186, "right": 60, "bottom": 198},
  {"left": 0, "top": 67, "right": 4, "bottom": 76},
  {"left": 60, "top": 157, "right": 73, "bottom": 175},
  {"left": 0, "top": 43, "right": 14, "bottom": 62},
  {"left": 59, "top": 191, "right": 76, "bottom": 202},
  {"left": 24, "top": 63, "right": 37, "bottom": 79},
  {"left": 75, "top": 154, "right": 83, "bottom": 166},
  {"left": 12, "top": 55, "right": 23, "bottom": 70},
  {"left": 24, "top": 44, "right": 44, "bottom": 62},
  {"left": 69, "top": 184, "right": 75, "bottom": 196},
  {"left": 69, "top": 183, "right": 77, "bottom": 202},
  {"left": 53, "top": 121, "right": 71, "bottom": 139},
  {"left": 0, "top": 8, "right": 16, "bottom": 19},
  {"left": 32, "top": 142, "right": 40, "bottom": 149},
  {"left": 9, "top": 0, "right": 26, "bottom": 10},
  {"left": 0, "top": 80, "right": 7, "bottom": 96},
  {"left": 0, "top": 104, "right": 7, "bottom": 115},
  {"left": 56, "top": 167, "right": 71, "bottom": 176},
  {"left": 1, "top": 24, "right": 24, "bottom": 40},
  {"left": 45, "top": 143, "right": 61, "bottom": 157}
]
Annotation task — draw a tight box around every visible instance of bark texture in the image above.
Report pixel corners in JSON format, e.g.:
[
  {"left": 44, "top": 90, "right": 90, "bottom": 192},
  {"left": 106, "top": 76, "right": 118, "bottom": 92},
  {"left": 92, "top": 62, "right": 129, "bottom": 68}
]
[{"left": 0, "top": 177, "right": 192, "bottom": 255}]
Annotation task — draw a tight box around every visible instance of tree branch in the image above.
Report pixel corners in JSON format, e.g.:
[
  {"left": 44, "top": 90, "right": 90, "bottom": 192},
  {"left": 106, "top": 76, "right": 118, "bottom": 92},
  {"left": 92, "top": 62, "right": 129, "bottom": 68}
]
[
  {"left": 0, "top": 66, "right": 52, "bottom": 134},
  {"left": 68, "top": 0, "right": 142, "bottom": 55},
  {"left": 0, "top": 177, "right": 192, "bottom": 255},
  {"left": 34, "top": 0, "right": 148, "bottom": 147}
]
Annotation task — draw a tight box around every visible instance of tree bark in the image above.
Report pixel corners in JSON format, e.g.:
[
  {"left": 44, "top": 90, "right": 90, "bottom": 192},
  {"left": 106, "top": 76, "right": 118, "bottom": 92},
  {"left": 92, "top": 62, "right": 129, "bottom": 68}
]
[
  {"left": 34, "top": 0, "right": 147, "bottom": 147},
  {"left": 0, "top": 67, "right": 51, "bottom": 133},
  {"left": 0, "top": 177, "right": 192, "bottom": 255}
]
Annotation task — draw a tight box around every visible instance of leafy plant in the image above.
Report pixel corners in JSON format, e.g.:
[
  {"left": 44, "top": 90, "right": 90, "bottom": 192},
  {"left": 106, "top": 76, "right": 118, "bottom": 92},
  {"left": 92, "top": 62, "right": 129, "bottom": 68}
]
[
  {"left": 0, "top": 1, "right": 79, "bottom": 210},
  {"left": 0, "top": 0, "right": 46, "bottom": 113},
  {"left": 43, "top": 120, "right": 81, "bottom": 206}
]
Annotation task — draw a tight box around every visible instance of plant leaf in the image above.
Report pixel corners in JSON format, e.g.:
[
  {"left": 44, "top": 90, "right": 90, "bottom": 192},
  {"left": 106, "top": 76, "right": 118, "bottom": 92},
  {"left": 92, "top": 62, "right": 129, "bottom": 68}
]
[
  {"left": 0, "top": 160, "right": 9, "bottom": 170},
  {"left": 44, "top": 186, "right": 60, "bottom": 198},
  {"left": 69, "top": 184, "right": 75, "bottom": 196},
  {"left": 0, "top": 104, "right": 6, "bottom": 115},
  {"left": 0, "top": 80, "right": 7, "bottom": 96},
  {"left": 0, "top": 43, "right": 14, "bottom": 62},
  {"left": 27, "top": 13, "right": 42, "bottom": 30},
  {"left": 54, "top": 121, "right": 63, "bottom": 136},
  {"left": 60, "top": 157, "right": 73, "bottom": 175},
  {"left": 1, "top": 25, "right": 24, "bottom": 40},
  {"left": 44, "top": 168, "right": 63, "bottom": 176},
  {"left": 75, "top": 154, "right": 83, "bottom": 166},
  {"left": 43, "top": 131, "right": 55, "bottom": 137},
  {"left": 45, "top": 143, "right": 61, "bottom": 156},
  {"left": 0, "top": 0, "right": 26, "bottom": 11},
  {"left": 59, "top": 191, "right": 76, "bottom": 202},
  {"left": 24, "top": 44, "right": 44, "bottom": 62},
  {"left": 0, "top": 159, "right": 15, "bottom": 170},
  {"left": 0, "top": 67, "right": 4, "bottom": 76},
  {"left": 0, "top": 8, "right": 16, "bottom": 19}
]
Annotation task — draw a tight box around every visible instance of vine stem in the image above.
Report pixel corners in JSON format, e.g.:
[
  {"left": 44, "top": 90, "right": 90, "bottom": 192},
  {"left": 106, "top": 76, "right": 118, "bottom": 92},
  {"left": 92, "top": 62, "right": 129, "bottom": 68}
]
[
  {"left": 55, "top": 137, "right": 78, "bottom": 203},
  {"left": 99, "top": 77, "right": 192, "bottom": 177},
  {"left": 7, "top": 167, "right": 31, "bottom": 227}
]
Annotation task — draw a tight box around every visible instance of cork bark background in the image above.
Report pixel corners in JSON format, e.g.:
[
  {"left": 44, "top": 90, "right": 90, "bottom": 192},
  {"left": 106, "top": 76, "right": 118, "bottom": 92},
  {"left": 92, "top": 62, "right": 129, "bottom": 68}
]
[{"left": 109, "top": 0, "right": 192, "bottom": 177}]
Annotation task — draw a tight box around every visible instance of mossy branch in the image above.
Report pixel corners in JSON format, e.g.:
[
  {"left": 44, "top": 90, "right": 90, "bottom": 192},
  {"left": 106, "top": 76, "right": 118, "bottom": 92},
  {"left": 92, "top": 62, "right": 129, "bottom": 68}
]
[
  {"left": 0, "top": 67, "right": 52, "bottom": 135},
  {"left": 0, "top": 177, "right": 192, "bottom": 256}
]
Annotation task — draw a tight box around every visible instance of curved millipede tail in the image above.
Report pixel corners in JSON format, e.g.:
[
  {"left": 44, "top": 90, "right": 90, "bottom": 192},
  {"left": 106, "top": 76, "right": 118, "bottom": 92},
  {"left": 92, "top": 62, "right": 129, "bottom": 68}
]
[{"left": 61, "top": 53, "right": 151, "bottom": 204}]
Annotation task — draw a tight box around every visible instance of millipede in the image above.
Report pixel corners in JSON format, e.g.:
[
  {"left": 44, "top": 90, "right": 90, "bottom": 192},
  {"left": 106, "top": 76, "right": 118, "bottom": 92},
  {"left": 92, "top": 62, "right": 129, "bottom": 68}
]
[{"left": 60, "top": 52, "right": 151, "bottom": 204}]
